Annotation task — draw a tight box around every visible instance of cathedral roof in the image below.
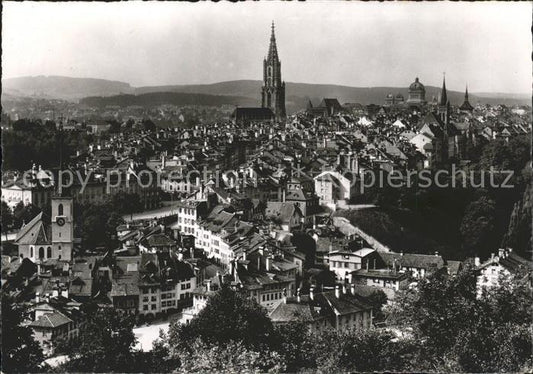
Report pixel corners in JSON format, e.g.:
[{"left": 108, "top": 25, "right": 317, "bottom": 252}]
[
  {"left": 14, "top": 212, "right": 51, "bottom": 245},
  {"left": 460, "top": 100, "right": 474, "bottom": 111},
  {"left": 460, "top": 86, "right": 474, "bottom": 111}
]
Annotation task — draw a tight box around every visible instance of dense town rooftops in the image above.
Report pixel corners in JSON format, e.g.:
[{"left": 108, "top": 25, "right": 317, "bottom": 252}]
[
  {"left": 351, "top": 268, "right": 410, "bottom": 280},
  {"left": 378, "top": 252, "right": 445, "bottom": 270}
]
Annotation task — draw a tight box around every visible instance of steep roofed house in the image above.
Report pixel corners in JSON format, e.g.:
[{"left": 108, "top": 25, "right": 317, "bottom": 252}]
[
  {"left": 29, "top": 302, "right": 83, "bottom": 355},
  {"left": 109, "top": 256, "right": 141, "bottom": 314},
  {"left": 269, "top": 284, "right": 373, "bottom": 332},
  {"left": 307, "top": 98, "right": 343, "bottom": 117},
  {"left": 1, "top": 173, "right": 53, "bottom": 209},
  {"left": 329, "top": 248, "right": 380, "bottom": 282},
  {"left": 232, "top": 260, "right": 296, "bottom": 310},
  {"left": 475, "top": 248, "right": 533, "bottom": 295},
  {"left": 314, "top": 170, "right": 354, "bottom": 208},
  {"left": 139, "top": 232, "right": 177, "bottom": 253},
  {"left": 170, "top": 200, "right": 208, "bottom": 238},
  {"left": 350, "top": 268, "right": 410, "bottom": 299},
  {"left": 265, "top": 202, "right": 304, "bottom": 232},
  {"left": 137, "top": 251, "right": 196, "bottom": 317},
  {"left": 284, "top": 177, "right": 320, "bottom": 223},
  {"left": 377, "top": 252, "right": 446, "bottom": 279}
]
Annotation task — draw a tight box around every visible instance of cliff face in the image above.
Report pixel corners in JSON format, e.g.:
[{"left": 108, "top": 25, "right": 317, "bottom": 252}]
[{"left": 502, "top": 181, "right": 532, "bottom": 256}]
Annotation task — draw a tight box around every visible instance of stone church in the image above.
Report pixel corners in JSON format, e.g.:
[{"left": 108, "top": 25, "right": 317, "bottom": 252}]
[
  {"left": 232, "top": 22, "right": 286, "bottom": 123},
  {"left": 15, "top": 196, "right": 74, "bottom": 263},
  {"left": 261, "top": 21, "right": 286, "bottom": 119}
]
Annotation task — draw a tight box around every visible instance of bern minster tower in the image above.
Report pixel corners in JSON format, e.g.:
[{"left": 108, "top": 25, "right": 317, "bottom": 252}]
[{"left": 261, "top": 22, "right": 286, "bottom": 119}]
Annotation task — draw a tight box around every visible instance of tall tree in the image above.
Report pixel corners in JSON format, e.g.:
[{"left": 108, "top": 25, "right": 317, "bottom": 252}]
[
  {"left": 167, "top": 286, "right": 276, "bottom": 352},
  {"left": 60, "top": 308, "right": 138, "bottom": 373},
  {"left": 460, "top": 196, "right": 497, "bottom": 257},
  {"left": 175, "top": 339, "right": 286, "bottom": 374},
  {"left": 1, "top": 201, "right": 14, "bottom": 240},
  {"left": 1, "top": 293, "right": 45, "bottom": 373},
  {"left": 13, "top": 202, "right": 42, "bottom": 229},
  {"left": 388, "top": 267, "right": 533, "bottom": 372}
]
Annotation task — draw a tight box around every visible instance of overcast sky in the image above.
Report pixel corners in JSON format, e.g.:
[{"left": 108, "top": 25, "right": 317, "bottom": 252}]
[{"left": 2, "top": 1, "right": 531, "bottom": 93}]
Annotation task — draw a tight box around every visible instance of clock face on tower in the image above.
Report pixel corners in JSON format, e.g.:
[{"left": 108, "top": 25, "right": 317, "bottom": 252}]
[{"left": 56, "top": 217, "right": 66, "bottom": 226}]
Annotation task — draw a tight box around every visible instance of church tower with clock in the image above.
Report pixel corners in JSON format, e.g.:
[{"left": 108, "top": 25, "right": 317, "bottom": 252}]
[
  {"left": 261, "top": 22, "right": 286, "bottom": 120},
  {"left": 51, "top": 196, "right": 73, "bottom": 261}
]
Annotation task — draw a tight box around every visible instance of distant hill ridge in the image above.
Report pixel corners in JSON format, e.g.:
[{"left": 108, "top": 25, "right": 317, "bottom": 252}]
[
  {"left": 79, "top": 91, "right": 257, "bottom": 108},
  {"left": 2, "top": 75, "right": 134, "bottom": 99},
  {"left": 2, "top": 75, "right": 530, "bottom": 107}
]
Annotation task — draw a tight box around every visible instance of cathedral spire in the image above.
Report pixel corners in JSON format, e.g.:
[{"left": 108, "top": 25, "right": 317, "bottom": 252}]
[
  {"left": 267, "top": 21, "right": 278, "bottom": 61},
  {"left": 262, "top": 21, "right": 286, "bottom": 119}
]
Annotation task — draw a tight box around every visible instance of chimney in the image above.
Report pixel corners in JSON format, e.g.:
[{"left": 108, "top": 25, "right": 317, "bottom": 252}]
[
  {"left": 342, "top": 284, "right": 347, "bottom": 294},
  {"left": 498, "top": 248, "right": 506, "bottom": 258},
  {"left": 400, "top": 251, "right": 404, "bottom": 256},
  {"left": 35, "top": 292, "right": 40, "bottom": 304},
  {"left": 474, "top": 257, "right": 480, "bottom": 267},
  {"left": 309, "top": 286, "right": 314, "bottom": 301},
  {"left": 335, "top": 285, "right": 341, "bottom": 299},
  {"left": 434, "top": 251, "right": 439, "bottom": 257},
  {"left": 242, "top": 251, "right": 247, "bottom": 262},
  {"left": 177, "top": 252, "right": 184, "bottom": 261},
  {"left": 266, "top": 256, "right": 272, "bottom": 272},
  {"left": 297, "top": 288, "right": 301, "bottom": 303},
  {"left": 491, "top": 253, "right": 495, "bottom": 261},
  {"left": 206, "top": 279, "right": 212, "bottom": 292},
  {"left": 350, "top": 284, "right": 356, "bottom": 295}
]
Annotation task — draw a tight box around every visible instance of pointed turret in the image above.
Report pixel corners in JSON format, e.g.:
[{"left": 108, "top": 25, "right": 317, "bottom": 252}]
[
  {"left": 437, "top": 73, "right": 449, "bottom": 121},
  {"left": 460, "top": 85, "right": 474, "bottom": 111},
  {"left": 267, "top": 21, "right": 279, "bottom": 62}
]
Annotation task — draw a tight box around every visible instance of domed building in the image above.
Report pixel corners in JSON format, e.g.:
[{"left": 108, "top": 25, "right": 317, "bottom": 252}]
[
  {"left": 395, "top": 93, "right": 405, "bottom": 104},
  {"left": 384, "top": 93, "right": 405, "bottom": 107},
  {"left": 406, "top": 77, "right": 426, "bottom": 106}
]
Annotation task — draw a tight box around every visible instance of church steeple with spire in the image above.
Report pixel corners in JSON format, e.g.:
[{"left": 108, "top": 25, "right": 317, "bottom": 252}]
[
  {"left": 261, "top": 21, "right": 286, "bottom": 119},
  {"left": 460, "top": 85, "right": 474, "bottom": 112},
  {"left": 438, "top": 73, "right": 449, "bottom": 121}
]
